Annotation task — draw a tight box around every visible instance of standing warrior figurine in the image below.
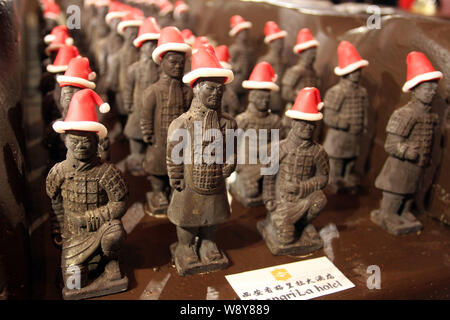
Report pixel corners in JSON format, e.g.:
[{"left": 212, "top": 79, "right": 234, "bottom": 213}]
[
  {"left": 167, "top": 45, "right": 236, "bottom": 276},
  {"left": 229, "top": 62, "right": 282, "bottom": 207},
  {"left": 322, "top": 41, "right": 369, "bottom": 193},
  {"left": 371, "top": 52, "right": 442, "bottom": 235},
  {"left": 258, "top": 21, "right": 288, "bottom": 115},
  {"left": 260, "top": 87, "right": 329, "bottom": 256},
  {"left": 140, "top": 26, "right": 192, "bottom": 216},
  {"left": 46, "top": 89, "right": 128, "bottom": 300},
  {"left": 282, "top": 28, "right": 320, "bottom": 132},
  {"left": 228, "top": 15, "right": 255, "bottom": 100},
  {"left": 123, "top": 17, "right": 161, "bottom": 175}
]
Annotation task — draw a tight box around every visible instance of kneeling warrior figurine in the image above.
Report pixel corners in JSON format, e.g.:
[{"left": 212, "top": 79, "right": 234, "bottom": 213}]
[
  {"left": 322, "top": 41, "right": 369, "bottom": 193},
  {"left": 46, "top": 89, "right": 129, "bottom": 299},
  {"left": 260, "top": 87, "right": 329, "bottom": 256},
  {"left": 229, "top": 61, "right": 282, "bottom": 207},
  {"left": 167, "top": 45, "right": 236, "bottom": 275},
  {"left": 371, "top": 52, "right": 442, "bottom": 235}
]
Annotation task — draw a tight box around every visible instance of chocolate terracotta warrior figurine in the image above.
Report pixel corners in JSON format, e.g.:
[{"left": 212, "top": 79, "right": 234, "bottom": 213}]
[
  {"left": 123, "top": 17, "right": 161, "bottom": 175},
  {"left": 215, "top": 45, "right": 242, "bottom": 117},
  {"left": 229, "top": 62, "right": 283, "bottom": 207},
  {"left": 323, "top": 41, "right": 369, "bottom": 193},
  {"left": 173, "top": 1, "right": 191, "bottom": 30},
  {"left": 260, "top": 87, "right": 329, "bottom": 256},
  {"left": 106, "top": 11, "right": 143, "bottom": 129},
  {"left": 46, "top": 89, "right": 128, "bottom": 300},
  {"left": 281, "top": 28, "right": 320, "bottom": 132},
  {"left": 371, "top": 52, "right": 442, "bottom": 235},
  {"left": 258, "top": 21, "right": 288, "bottom": 115},
  {"left": 228, "top": 15, "right": 255, "bottom": 100},
  {"left": 167, "top": 45, "right": 236, "bottom": 276},
  {"left": 157, "top": 0, "right": 175, "bottom": 28},
  {"left": 140, "top": 26, "right": 192, "bottom": 216}
]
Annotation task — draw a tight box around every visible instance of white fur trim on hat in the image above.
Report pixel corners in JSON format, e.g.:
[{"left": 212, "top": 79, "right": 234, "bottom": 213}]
[
  {"left": 117, "top": 20, "right": 143, "bottom": 35},
  {"left": 65, "top": 37, "right": 74, "bottom": 45},
  {"left": 56, "top": 75, "right": 96, "bottom": 89},
  {"left": 99, "top": 103, "right": 110, "bottom": 113},
  {"left": 229, "top": 21, "right": 252, "bottom": 37},
  {"left": 317, "top": 102, "right": 324, "bottom": 111},
  {"left": 285, "top": 109, "right": 323, "bottom": 121},
  {"left": 44, "top": 12, "right": 60, "bottom": 21},
  {"left": 53, "top": 120, "right": 108, "bottom": 138},
  {"left": 44, "top": 34, "right": 55, "bottom": 44},
  {"left": 105, "top": 11, "right": 128, "bottom": 25},
  {"left": 219, "top": 61, "right": 232, "bottom": 69},
  {"left": 242, "top": 80, "right": 279, "bottom": 92},
  {"left": 334, "top": 59, "right": 369, "bottom": 76},
  {"left": 133, "top": 33, "right": 160, "bottom": 47},
  {"left": 94, "top": 0, "right": 110, "bottom": 7},
  {"left": 293, "top": 40, "right": 319, "bottom": 54},
  {"left": 264, "top": 30, "right": 287, "bottom": 44},
  {"left": 183, "top": 67, "right": 234, "bottom": 85},
  {"left": 88, "top": 72, "right": 96, "bottom": 81},
  {"left": 174, "top": 4, "right": 188, "bottom": 19},
  {"left": 402, "top": 71, "right": 443, "bottom": 92},
  {"left": 47, "top": 64, "right": 68, "bottom": 73},
  {"left": 152, "top": 42, "right": 191, "bottom": 64}
]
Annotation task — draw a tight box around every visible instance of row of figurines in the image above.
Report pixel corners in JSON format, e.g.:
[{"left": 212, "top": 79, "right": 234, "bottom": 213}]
[{"left": 39, "top": 1, "right": 443, "bottom": 300}]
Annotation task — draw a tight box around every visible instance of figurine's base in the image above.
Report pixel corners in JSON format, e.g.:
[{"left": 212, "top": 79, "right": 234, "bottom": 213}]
[
  {"left": 144, "top": 192, "right": 168, "bottom": 218},
  {"left": 370, "top": 210, "right": 423, "bottom": 236},
  {"left": 62, "top": 275, "right": 128, "bottom": 300},
  {"left": 228, "top": 181, "right": 264, "bottom": 207},
  {"left": 170, "top": 242, "right": 229, "bottom": 276},
  {"left": 257, "top": 219, "right": 323, "bottom": 256}
]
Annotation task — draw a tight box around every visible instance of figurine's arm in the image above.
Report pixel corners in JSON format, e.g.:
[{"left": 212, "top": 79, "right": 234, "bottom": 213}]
[
  {"left": 98, "top": 43, "right": 108, "bottom": 76},
  {"left": 323, "top": 87, "right": 348, "bottom": 130},
  {"left": 140, "top": 87, "right": 157, "bottom": 144},
  {"left": 46, "top": 163, "right": 65, "bottom": 245},
  {"left": 299, "top": 146, "right": 330, "bottom": 198},
  {"left": 281, "top": 67, "right": 299, "bottom": 102},
  {"left": 166, "top": 117, "right": 186, "bottom": 191},
  {"left": 123, "top": 63, "right": 137, "bottom": 113},
  {"left": 85, "top": 164, "right": 128, "bottom": 232},
  {"left": 105, "top": 54, "right": 119, "bottom": 92},
  {"left": 263, "top": 141, "right": 286, "bottom": 211},
  {"left": 222, "top": 117, "right": 238, "bottom": 178},
  {"left": 384, "top": 108, "right": 417, "bottom": 161}
]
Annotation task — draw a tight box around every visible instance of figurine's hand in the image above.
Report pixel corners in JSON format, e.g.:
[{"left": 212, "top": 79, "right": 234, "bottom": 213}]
[
  {"left": 85, "top": 211, "right": 104, "bottom": 232},
  {"left": 143, "top": 135, "right": 154, "bottom": 145},
  {"left": 265, "top": 200, "right": 277, "bottom": 212},
  {"left": 124, "top": 103, "right": 133, "bottom": 114},
  {"left": 171, "top": 179, "right": 185, "bottom": 192},
  {"left": 52, "top": 232, "right": 63, "bottom": 248},
  {"left": 284, "top": 182, "right": 299, "bottom": 195},
  {"left": 405, "top": 144, "right": 419, "bottom": 161}
]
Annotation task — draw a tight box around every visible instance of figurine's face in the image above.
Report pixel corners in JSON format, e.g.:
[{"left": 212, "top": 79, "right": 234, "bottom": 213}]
[
  {"left": 292, "top": 119, "right": 315, "bottom": 139},
  {"left": 60, "top": 86, "right": 80, "bottom": 110},
  {"left": 195, "top": 78, "right": 225, "bottom": 110},
  {"left": 249, "top": 89, "right": 271, "bottom": 111},
  {"left": 413, "top": 80, "right": 438, "bottom": 105},
  {"left": 111, "top": 19, "right": 121, "bottom": 35},
  {"left": 161, "top": 51, "right": 186, "bottom": 79},
  {"left": 141, "top": 40, "right": 157, "bottom": 57},
  {"left": 345, "top": 69, "right": 361, "bottom": 83},
  {"left": 65, "top": 131, "right": 99, "bottom": 161},
  {"left": 124, "top": 26, "right": 139, "bottom": 41},
  {"left": 236, "top": 29, "right": 248, "bottom": 42},
  {"left": 301, "top": 47, "right": 316, "bottom": 65},
  {"left": 270, "top": 37, "right": 284, "bottom": 54}
]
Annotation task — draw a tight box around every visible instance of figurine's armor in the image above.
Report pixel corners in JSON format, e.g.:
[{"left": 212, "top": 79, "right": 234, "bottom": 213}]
[
  {"left": 235, "top": 107, "right": 282, "bottom": 198},
  {"left": 375, "top": 103, "right": 438, "bottom": 195},
  {"left": 229, "top": 43, "right": 254, "bottom": 96},
  {"left": 141, "top": 74, "right": 193, "bottom": 175},
  {"left": 282, "top": 64, "right": 320, "bottom": 103},
  {"left": 257, "top": 54, "right": 287, "bottom": 113},
  {"left": 123, "top": 58, "right": 159, "bottom": 140},
  {"left": 97, "top": 26, "right": 124, "bottom": 86},
  {"left": 263, "top": 139, "right": 329, "bottom": 244},
  {"left": 166, "top": 101, "right": 237, "bottom": 227},
  {"left": 323, "top": 81, "right": 368, "bottom": 159},
  {"left": 46, "top": 159, "right": 128, "bottom": 272}
]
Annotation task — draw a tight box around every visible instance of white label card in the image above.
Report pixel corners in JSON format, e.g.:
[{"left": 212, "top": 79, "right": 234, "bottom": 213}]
[{"left": 225, "top": 256, "right": 355, "bottom": 300}]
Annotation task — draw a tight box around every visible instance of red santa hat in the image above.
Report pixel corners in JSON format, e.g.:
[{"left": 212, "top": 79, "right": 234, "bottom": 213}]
[
  {"left": 193, "top": 36, "right": 210, "bottom": 50},
  {"left": 181, "top": 29, "right": 195, "bottom": 46},
  {"left": 264, "top": 21, "right": 287, "bottom": 44},
  {"left": 57, "top": 57, "right": 96, "bottom": 90},
  {"left": 133, "top": 17, "right": 161, "bottom": 48},
  {"left": 105, "top": 1, "right": 130, "bottom": 24},
  {"left": 44, "top": 25, "right": 73, "bottom": 45},
  {"left": 183, "top": 45, "right": 234, "bottom": 87},
  {"left": 242, "top": 62, "right": 279, "bottom": 91},
  {"left": 159, "top": 0, "right": 174, "bottom": 16},
  {"left": 45, "top": 29, "right": 74, "bottom": 55},
  {"left": 402, "top": 51, "right": 443, "bottom": 92},
  {"left": 229, "top": 15, "right": 252, "bottom": 37},
  {"left": 53, "top": 89, "right": 110, "bottom": 138},
  {"left": 334, "top": 41, "right": 369, "bottom": 76},
  {"left": 293, "top": 28, "right": 319, "bottom": 54},
  {"left": 174, "top": 1, "right": 188, "bottom": 19},
  {"left": 285, "top": 87, "right": 323, "bottom": 121},
  {"left": 215, "top": 45, "right": 232, "bottom": 69},
  {"left": 117, "top": 11, "right": 144, "bottom": 35},
  {"left": 152, "top": 26, "right": 192, "bottom": 64},
  {"left": 43, "top": 1, "right": 61, "bottom": 21},
  {"left": 46, "top": 45, "right": 80, "bottom": 73}
]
